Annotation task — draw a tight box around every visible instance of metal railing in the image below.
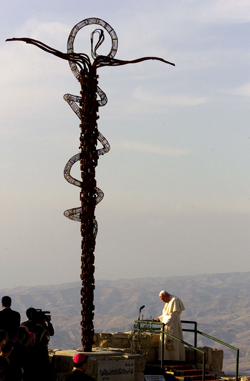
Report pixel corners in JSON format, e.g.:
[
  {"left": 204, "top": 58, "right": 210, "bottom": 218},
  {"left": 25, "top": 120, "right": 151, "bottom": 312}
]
[
  {"left": 134, "top": 319, "right": 239, "bottom": 381},
  {"left": 196, "top": 329, "right": 239, "bottom": 381},
  {"left": 181, "top": 320, "right": 239, "bottom": 380},
  {"left": 181, "top": 320, "right": 198, "bottom": 365}
]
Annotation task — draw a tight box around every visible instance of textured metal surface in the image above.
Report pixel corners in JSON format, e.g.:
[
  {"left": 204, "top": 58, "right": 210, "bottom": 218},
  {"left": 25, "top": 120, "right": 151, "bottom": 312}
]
[{"left": 6, "top": 17, "right": 175, "bottom": 352}]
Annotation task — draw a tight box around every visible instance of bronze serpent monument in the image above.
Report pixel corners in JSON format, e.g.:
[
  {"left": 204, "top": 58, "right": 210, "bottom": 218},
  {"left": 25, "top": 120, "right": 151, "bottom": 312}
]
[{"left": 7, "top": 18, "right": 175, "bottom": 351}]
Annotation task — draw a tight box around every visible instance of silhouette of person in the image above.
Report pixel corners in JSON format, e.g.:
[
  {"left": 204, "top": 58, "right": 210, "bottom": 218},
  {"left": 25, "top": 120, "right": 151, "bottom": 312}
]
[
  {"left": 0, "top": 340, "right": 13, "bottom": 381},
  {"left": 0, "top": 296, "right": 20, "bottom": 336}
]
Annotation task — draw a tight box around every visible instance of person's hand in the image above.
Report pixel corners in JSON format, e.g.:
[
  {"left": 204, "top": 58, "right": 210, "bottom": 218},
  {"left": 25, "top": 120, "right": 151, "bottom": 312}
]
[{"left": 154, "top": 318, "right": 160, "bottom": 322}]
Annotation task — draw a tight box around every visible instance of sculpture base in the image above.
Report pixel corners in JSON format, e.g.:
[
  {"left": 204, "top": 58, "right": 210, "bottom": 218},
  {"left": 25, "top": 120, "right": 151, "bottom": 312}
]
[{"left": 51, "top": 348, "right": 145, "bottom": 381}]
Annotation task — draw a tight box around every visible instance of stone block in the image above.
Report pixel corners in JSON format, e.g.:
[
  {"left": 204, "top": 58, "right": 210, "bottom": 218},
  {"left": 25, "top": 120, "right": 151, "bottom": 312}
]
[
  {"left": 185, "top": 346, "right": 223, "bottom": 374},
  {"left": 52, "top": 350, "right": 145, "bottom": 381},
  {"left": 185, "top": 347, "right": 195, "bottom": 363},
  {"left": 211, "top": 348, "right": 223, "bottom": 372},
  {"left": 196, "top": 346, "right": 212, "bottom": 364},
  {"left": 133, "top": 355, "right": 146, "bottom": 372},
  {"left": 87, "top": 357, "right": 97, "bottom": 377},
  {"left": 94, "top": 333, "right": 113, "bottom": 347},
  {"left": 111, "top": 333, "right": 130, "bottom": 349},
  {"left": 94, "top": 332, "right": 131, "bottom": 349},
  {"left": 52, "top": 355, "right": 73, "bottom": 373}
]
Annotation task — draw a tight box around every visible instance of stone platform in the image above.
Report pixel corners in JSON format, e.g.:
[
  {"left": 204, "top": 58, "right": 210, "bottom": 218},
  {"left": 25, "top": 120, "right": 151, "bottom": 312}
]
[{"left": 50, "top": 332, "right": 224, "bottom": 380}]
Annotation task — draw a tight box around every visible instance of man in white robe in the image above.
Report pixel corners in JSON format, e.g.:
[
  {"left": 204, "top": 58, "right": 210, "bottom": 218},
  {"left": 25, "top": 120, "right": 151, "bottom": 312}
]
[{"left": 155, "top": 290, "right": 185, "bottom": 361}]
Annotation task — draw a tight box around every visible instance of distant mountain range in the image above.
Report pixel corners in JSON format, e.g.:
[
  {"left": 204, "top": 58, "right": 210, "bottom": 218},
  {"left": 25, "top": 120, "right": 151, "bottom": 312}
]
[{"left": 1, "top": 272, "right": 250, "bottom": 375}]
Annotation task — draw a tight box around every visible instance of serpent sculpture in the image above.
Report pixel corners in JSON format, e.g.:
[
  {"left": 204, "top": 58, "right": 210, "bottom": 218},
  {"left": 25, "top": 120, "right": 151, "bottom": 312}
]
[{"left": 6, "top": 17, "right": 175, "bottom": 351}]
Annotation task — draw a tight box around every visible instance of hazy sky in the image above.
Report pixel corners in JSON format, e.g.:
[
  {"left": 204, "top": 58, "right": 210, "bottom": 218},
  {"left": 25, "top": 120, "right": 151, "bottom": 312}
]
[{"left": 1, "top": 0, "right": 250, "bottom": 289}]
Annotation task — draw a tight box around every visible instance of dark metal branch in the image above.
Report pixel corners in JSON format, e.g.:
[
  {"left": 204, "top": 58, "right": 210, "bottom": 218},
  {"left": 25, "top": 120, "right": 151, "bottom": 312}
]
[
  {"left": 6, "top": 37, "right": 91, "bottom": 71},
  {"left": 94, "top": 55, "right": 175, "bottom": 68}
]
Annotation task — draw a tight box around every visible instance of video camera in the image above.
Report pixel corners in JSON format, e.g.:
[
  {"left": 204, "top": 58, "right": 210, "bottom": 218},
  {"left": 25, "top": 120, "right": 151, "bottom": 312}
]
[
  {"left": 35, "top": 309, "right": 51, "bottom": 322},
  {"left": 27, "top": 307, "right": 51, "bottom": 322}
]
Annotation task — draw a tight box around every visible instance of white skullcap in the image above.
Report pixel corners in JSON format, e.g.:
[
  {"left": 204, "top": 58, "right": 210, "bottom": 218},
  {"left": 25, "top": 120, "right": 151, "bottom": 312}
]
[{"left": 159, "top": 290, "right": 167, "bottom": 296}]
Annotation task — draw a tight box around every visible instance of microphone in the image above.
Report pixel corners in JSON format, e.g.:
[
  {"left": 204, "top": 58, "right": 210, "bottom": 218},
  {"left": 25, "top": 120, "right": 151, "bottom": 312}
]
[{"left": 138, "top": 305, "right": 145, "bottom": 320}]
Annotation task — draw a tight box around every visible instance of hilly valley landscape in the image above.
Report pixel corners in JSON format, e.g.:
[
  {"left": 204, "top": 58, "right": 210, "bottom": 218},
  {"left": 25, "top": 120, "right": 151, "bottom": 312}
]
[{"left": 1, "top": 272, "right": 250, "bottom": 375}]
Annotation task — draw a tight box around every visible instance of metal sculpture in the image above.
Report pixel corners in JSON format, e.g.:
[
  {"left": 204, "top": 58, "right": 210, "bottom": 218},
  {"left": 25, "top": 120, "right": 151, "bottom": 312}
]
[{"left": 6, "top": 18, "right": 175, "bottom": 351}]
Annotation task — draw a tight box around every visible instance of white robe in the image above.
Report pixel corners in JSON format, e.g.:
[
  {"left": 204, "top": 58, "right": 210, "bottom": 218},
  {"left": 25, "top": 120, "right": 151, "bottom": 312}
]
[{"left": 158, "top": 294, "right": 185, "bottom": 361}]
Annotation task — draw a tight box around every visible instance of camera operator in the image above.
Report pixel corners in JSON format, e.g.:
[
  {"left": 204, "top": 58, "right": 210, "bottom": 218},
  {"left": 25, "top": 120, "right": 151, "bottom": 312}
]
[
  {"left": 22, "top": 308, "right": 54, "bottom": 337},
  {"left": 21, "top": 308, "right": 37, "bottom": 331},
  {"left": 39, "top": 310, "right": 54, "bottom": 337},
  {"left": 28, "top": 310, "right": 53, "bottom": 381}
]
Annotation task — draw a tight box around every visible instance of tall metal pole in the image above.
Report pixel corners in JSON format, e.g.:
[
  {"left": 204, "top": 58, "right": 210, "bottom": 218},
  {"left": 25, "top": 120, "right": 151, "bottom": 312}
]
[{"left": 79, "top": 68, "right": 99, "bottom": 350}]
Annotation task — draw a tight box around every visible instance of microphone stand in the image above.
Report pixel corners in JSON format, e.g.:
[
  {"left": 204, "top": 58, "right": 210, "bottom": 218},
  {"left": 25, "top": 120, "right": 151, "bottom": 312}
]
[{"left": 138, "top": 305, "right": 145, "bottom": 326}]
